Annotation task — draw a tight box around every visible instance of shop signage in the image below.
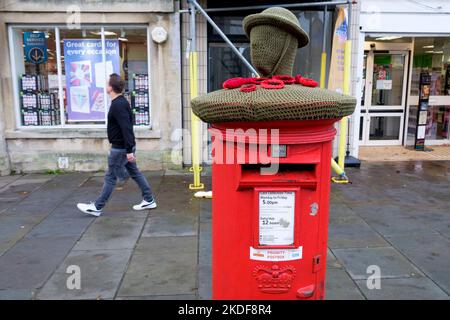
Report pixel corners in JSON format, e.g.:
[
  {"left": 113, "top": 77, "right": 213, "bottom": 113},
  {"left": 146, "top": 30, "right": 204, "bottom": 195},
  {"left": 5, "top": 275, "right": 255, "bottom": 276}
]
[
  {"left": 63, "top": 39, "right": 120, "bottom": 122},
  {"left": 23, "top": 32, "right": 48, "bottom": 64},
  {"left": 259, "top": 191, "right": 295, "bottom": 246},
  {"left": 414, "top": 72, "right": 431, "bottom": 150},
  {"left": 327, "top": 7, "right": 347, "bottom": 93}
]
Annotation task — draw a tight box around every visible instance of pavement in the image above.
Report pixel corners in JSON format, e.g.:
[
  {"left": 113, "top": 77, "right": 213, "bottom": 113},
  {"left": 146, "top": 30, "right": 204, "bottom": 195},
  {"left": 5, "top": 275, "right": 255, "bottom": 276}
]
[{"left": 0, "top": 161, "right": 449, "bottom": 300}]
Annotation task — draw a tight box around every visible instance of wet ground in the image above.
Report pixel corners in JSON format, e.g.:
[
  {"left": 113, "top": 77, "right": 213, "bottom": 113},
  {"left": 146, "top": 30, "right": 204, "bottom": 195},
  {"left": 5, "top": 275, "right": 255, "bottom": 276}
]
[{"left": 0, "top": 161, "right": 448, "bottom": 300}]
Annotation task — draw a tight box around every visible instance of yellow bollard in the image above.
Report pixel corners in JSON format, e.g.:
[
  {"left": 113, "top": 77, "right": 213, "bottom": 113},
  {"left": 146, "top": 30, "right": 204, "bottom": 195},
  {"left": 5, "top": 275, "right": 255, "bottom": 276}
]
[
  {"left": 320, "top": 52, "right": 327, "bottom": 89},
  {"left": 189, "top": 51, "right": 204, "bottom": 190}
]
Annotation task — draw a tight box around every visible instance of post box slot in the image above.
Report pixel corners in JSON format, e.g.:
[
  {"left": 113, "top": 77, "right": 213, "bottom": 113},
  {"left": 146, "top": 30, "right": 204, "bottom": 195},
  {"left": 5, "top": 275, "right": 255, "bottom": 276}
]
[{"left": 238, "top": 163, "right": 317, "bottom": 189}]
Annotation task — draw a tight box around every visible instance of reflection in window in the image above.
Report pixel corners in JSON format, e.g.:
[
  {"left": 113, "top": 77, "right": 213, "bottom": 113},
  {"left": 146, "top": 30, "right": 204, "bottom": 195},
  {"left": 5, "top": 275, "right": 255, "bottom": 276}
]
[
  {"left": 369, "top": 116, "right": 401, "bottom": 140},
  {"left": 208, "top": 10, "right": 332, "bottom": 92},
  {"left": 411, "top": 37, "right": 450, "bottom": 96}
]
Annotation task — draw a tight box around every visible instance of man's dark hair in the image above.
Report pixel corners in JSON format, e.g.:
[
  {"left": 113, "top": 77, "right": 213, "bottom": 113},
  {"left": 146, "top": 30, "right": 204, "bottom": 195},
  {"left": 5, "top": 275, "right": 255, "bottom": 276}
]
[{"left": 109, "top": 73, "right": 125, "bottom": 94}]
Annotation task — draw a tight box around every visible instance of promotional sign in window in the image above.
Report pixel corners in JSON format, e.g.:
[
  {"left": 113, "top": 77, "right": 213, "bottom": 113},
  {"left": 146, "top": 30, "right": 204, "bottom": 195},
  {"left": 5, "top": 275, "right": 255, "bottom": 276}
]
[
  {"left": 23, "top": 32, "right": 48, "bottom": 64},
  {"left": 63, "top": 39, "right": 120, "bottom": 122},
  {"left": 259, "top": 191, "right": 295, "bottom": 246}
]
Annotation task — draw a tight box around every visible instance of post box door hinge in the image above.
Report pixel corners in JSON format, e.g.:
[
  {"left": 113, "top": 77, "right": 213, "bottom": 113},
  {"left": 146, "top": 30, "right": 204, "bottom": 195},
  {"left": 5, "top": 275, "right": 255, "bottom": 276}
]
[{"left": 313, "top": 254, "right": 322, "bottom": 273}]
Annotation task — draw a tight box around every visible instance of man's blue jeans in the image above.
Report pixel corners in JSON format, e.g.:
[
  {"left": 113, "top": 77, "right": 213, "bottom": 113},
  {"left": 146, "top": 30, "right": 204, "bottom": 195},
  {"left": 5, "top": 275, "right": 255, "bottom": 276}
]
[{"left": 95, "top": 147, "right": 153, "bottom": 210}]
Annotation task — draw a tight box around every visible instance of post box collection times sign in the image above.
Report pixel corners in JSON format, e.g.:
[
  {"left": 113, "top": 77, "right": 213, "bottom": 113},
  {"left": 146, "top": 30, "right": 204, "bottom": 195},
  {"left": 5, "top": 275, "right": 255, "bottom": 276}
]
[
  {"left": 259, "top": 191, "right": 295, "bottom": 246},
  {"left": 251, "top": 191, "right": 303, "bottom": 262}
]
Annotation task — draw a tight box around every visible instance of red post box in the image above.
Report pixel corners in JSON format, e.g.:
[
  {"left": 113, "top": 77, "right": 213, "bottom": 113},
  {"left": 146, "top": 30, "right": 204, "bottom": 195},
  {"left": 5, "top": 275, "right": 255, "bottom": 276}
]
[{"left": 210, "top": 119, "right": 339, "bottom": 300}]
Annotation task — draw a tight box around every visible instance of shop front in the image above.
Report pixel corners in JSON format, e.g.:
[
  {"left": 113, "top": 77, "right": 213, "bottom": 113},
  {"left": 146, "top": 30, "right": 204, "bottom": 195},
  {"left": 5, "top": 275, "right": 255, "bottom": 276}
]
[
  {"left": 355, "top": 0, "right": 450, "bottom": 154},
  {"left": 0, "top": 1, "right": 182, "bottom": 174}
]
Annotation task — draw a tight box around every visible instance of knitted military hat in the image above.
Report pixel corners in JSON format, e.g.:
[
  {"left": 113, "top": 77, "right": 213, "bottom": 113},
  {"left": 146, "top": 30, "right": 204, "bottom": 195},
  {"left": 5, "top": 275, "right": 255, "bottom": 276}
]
[
  {"left": 190, "top": 8, "right": 356, "bottom": 124},
  {"left": 243, "top": 7, "right": 309, "bottom": 48}
]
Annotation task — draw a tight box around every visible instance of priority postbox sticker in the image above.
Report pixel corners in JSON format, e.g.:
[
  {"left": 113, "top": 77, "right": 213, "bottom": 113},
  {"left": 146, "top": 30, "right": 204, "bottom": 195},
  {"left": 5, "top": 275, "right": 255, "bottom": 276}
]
[{"left": 250, "top": 246, "right": 303, "bottom": 261}]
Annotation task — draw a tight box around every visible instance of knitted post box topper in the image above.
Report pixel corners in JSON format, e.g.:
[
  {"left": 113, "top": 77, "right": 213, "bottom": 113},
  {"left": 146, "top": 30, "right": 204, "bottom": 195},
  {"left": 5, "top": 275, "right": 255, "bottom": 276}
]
[{"left": 190, "top": 7, "right": 356, "bottom": 123}]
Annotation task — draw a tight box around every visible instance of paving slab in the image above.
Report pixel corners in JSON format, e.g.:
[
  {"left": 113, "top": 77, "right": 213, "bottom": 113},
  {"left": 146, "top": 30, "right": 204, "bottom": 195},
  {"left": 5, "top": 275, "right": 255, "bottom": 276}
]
[
  {"left": 37, "top": 249, "right": 132, "bottom": 300},
  {"left": 355, "top": 277, "right": 449, "bottom": 300},
  {"left": 327, "top": 248, "right": 342, "bottom": 269},
  {"left": 325, "top": 268, "right": 365, "bottom": 300},
  {"left": 355, "top": 207, "right": 440, "bottom": 237},
  {"left": 387, "top": 233, "right": 450, "bottom": 294},
  {"left": 26, "top": 217, "right": 94, "bottom": 238},
  {"left": 329, "top": 202, "right": 358, "bottom": 219},
  {"left": 0, "top": 212, "right": 48, "bottom": 256},
  {"left": 198, "top": 222, "right": 212, "bottom": 300},
  {"left": 141, "top": 212, "right": 198, "bottom": 237},
  {"left": 333, "top": 247, "right": 423, "bottom": 280},
  {"left": 0, "top": 288, "right": 36, "bottom": 300},
  {"left": 0, "top": 236, "right": 78, "bottom": 289},
  {"left": 328, "top": 215, "right": 389, "bottom": 249},
  {"left": 73, "top": 216, "right": 145, "bottom": 251},
  {"left": 118, "top": 236, "right": 197, "bottom": 297}
]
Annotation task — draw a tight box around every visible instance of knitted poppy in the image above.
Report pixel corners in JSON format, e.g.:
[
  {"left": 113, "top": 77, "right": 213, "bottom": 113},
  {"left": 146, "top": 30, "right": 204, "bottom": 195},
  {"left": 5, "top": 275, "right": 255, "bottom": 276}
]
[
  {"left": 223, "top": 77, "right": 252, "bottom": 89},
  {"left": 240, "top": 84, "right": 257, "bottom": 92},
  {"left": 299, "top": 77, "right": 318, "bottom": 88},
  {"left": 273, "top": 75, "right": 295, "bottom": 84},
  {"left": 249, "top": 77, "right": 268, "bottom": 84},
  {"left": 294, "top": 74, "right": 303, "bottom": 84},
  {"left": 261, "top": 79, "right": 285, "bottom": 89}
]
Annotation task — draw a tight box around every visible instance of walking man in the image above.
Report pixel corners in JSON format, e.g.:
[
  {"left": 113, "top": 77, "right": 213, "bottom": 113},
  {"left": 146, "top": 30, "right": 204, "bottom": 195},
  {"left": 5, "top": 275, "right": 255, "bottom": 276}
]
[{"left": 77, "top": 74, "right": 156, "bottom": 216}]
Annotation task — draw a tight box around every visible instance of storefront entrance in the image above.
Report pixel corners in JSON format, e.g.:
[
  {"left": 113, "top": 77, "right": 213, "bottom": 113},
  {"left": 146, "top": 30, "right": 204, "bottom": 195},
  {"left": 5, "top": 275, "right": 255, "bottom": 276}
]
[{"left": 360, "top": 43, "right": 411, "bottom": 146}]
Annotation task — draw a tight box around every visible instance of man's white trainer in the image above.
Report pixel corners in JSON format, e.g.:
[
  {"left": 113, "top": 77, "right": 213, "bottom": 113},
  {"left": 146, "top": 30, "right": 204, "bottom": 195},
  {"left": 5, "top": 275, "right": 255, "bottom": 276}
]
[
  {"left": 133, "top": 199, "right": 157, "bottom": 211},
  {"left": 77, "top": 202, "right": 102, "bottom": 217}
]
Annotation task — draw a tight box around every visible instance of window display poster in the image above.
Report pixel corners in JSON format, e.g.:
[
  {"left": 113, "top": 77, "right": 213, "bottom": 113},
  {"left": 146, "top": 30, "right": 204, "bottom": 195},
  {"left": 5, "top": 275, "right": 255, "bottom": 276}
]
[
  {"left": 23, "top": 32, "right": 48, "bottom": 64},
  {"left": 63, "top": 39, "right": 120, "bottom": 121}
]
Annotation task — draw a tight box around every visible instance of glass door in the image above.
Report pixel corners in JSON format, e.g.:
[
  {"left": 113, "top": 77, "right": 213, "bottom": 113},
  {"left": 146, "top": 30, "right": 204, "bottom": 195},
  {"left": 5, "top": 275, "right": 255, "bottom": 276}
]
[{"left": 361, "top": 50, "right": 409, "bottom": 145}]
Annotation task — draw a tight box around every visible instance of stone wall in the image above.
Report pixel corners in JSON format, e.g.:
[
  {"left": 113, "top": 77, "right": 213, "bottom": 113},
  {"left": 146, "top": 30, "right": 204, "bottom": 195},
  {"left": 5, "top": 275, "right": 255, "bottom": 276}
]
[{"left": 0, "top": 1, "right": 182, "bottom": 174}]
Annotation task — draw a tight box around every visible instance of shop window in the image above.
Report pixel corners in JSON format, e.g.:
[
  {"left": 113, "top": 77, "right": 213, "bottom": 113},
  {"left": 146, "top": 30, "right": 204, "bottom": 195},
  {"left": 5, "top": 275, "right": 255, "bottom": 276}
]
[
  {"left": 410, "top": 37, "right": 450, "bottom": 142},
  {"left": 9, "top": 25, "right": 151, "bottom": 128}
]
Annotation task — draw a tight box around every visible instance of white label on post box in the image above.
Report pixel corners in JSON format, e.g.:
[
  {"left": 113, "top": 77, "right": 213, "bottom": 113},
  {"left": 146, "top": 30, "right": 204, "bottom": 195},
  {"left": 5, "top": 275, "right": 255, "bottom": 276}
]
[
  {"left": 259, "top": 191, "right": 295, "bottom": 246},
  {"left": 250, "top": 246, "right": 303, "bottom": 261}
]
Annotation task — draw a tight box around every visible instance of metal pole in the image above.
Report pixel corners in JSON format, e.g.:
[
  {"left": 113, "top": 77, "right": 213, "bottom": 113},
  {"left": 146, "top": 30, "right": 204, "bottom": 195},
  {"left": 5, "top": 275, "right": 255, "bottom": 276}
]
[
  {"left": 189, "top": 0, "right": 259, "bottom": 76},
  {"left": 179, "top": 1, "right": 349, "bottom": 13},
  {"left": 188, "top": 0, "right": 204, "bottom": 190},
  {"left": 338, "top": 1, "right": 352, "bottom": 170},
  {"left": 319, "top": 5, "right": 327, "bottom": 89}
]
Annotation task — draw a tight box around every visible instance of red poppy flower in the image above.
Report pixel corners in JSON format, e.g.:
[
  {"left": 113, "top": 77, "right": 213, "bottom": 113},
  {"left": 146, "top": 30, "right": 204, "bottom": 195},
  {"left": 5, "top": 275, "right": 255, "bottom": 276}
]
[
  {"left": 299, "top": 77, "right": 318, "bottom": 88},
  {"left": 261, "top": 79, "right": 285, "bottom": 90},
  {"left": 273, "top": 75, "right": 295, "bottom": 84},
  {"left": 223, "top": 77, "right": 252, "bottom": 89},
  {"left": 250, "top": 77, "right": 268, "bottom": 84},
  {"left": 240, "top": 84, "right": 257, "bottom": 92}
]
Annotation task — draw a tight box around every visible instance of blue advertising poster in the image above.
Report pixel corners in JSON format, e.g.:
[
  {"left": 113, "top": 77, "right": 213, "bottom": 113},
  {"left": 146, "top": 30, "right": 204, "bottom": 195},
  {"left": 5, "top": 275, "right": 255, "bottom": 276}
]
[
  {"left": 63, "top": 39, "right": 120, "bottom": 122},
  {"left": 23, "top": 32, "right": 48, "bottom": 64}
]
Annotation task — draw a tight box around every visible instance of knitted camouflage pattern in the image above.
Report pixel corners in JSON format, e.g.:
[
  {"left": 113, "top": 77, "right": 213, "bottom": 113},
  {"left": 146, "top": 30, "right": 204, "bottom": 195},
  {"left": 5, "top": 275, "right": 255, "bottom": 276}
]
[
  {"left": 250, "top": 25, "right": 298, "bottom": 77},
  {"left": 243, "top": 7, "right": 309, "bottom": 48},
  {"left": 191, "top": 84, "right": 356, "bottom": 123}
]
